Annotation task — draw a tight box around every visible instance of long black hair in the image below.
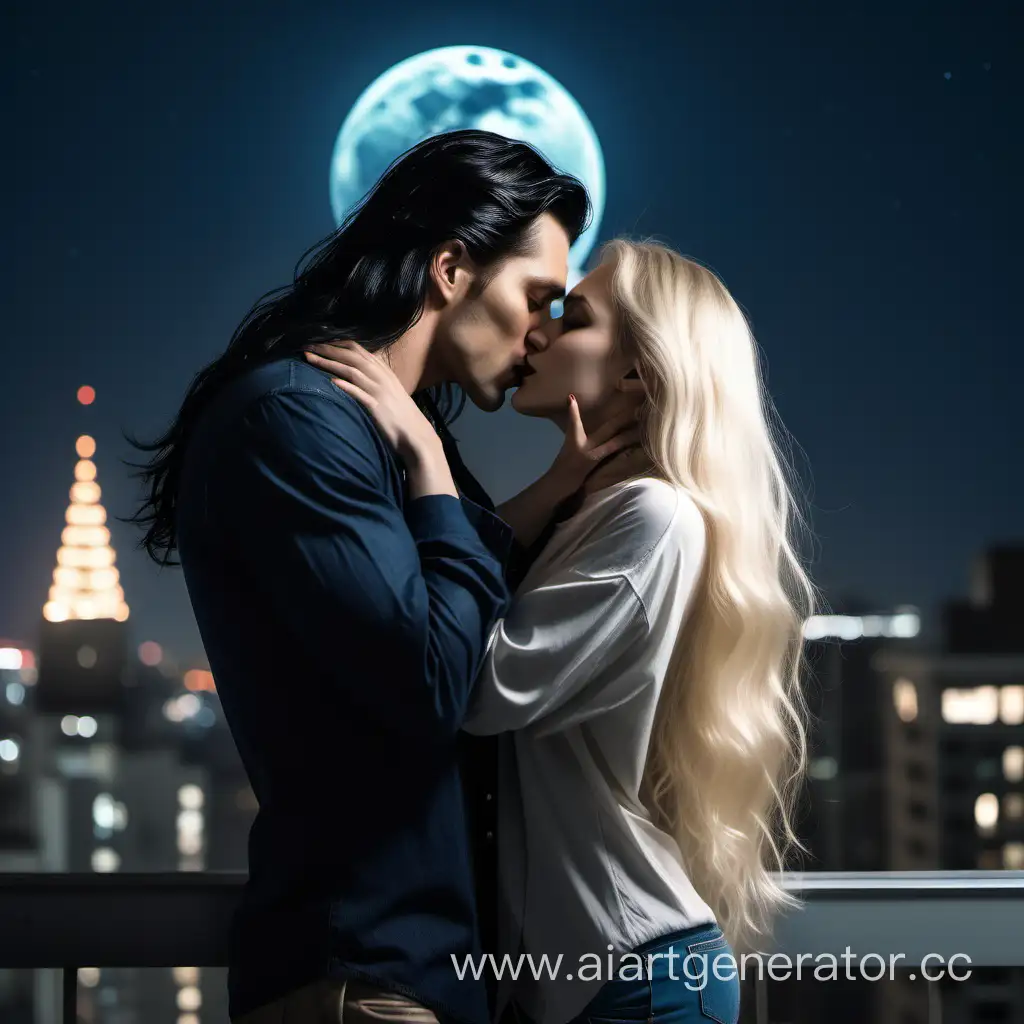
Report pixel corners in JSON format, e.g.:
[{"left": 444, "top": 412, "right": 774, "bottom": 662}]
[{"left": 127, "top": 129, "right": 590, "bottom": 566}]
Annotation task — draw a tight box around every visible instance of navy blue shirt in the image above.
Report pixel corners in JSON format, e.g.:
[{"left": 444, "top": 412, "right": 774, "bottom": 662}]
[{"left": 177, "top": 356, "right": 512, "bottom": 1023}]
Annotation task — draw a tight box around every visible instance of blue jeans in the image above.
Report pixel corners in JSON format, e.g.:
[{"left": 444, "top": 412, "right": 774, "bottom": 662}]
[{"left": 568, "top": 925, "right": 740, "bottom": 1024}]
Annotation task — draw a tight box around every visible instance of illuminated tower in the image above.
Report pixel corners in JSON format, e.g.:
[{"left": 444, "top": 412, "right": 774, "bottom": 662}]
[
  {"left": 42, "top": 431, "right": 129, "bottom": 625},
  {"left": 36, "top": 388, "right": 131, "bottom": 716}
]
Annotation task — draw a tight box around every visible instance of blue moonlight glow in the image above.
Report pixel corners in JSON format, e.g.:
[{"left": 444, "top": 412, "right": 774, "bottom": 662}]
[{"left": 329, "top": 45, "right": 606, "bottom": 274}]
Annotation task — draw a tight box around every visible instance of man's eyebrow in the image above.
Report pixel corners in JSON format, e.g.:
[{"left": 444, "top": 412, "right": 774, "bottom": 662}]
[{"left": 531, "top": 279, "right": 566, "bottom": 301}]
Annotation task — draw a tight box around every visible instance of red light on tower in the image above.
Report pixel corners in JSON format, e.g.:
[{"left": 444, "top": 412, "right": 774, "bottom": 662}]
[{"left": 77, "top": 386, "right": 96, "bottom": 406}]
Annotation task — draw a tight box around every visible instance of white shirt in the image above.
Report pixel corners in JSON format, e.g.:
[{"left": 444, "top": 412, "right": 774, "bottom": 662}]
[{"left": 464, "top": 477, "right": 717, "bottom": 1024}]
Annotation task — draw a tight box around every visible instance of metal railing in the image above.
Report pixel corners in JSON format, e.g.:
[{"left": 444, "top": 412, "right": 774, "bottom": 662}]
[{"left": 3, "top": 871, "right": 1024, "bottom": 1023}]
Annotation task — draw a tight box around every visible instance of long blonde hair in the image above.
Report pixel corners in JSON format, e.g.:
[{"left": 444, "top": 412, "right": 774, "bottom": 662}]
[{"left": 601, "top": 239, "right": 814, "bottom": 953}]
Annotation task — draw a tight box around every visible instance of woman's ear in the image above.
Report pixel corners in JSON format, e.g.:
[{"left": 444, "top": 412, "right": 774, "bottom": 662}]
[{"left": 617, "top": 367, "right": 646, "bottom": 393}]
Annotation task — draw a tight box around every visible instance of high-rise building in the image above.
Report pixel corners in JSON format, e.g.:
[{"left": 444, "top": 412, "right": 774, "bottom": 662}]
[
  {"left": 795, "top": 606, "right": 922, "bottom": 873},
  {"left": 771, "top": 607, "right": 923, "bottom": 1024},
  {"left": 877, "top": 546, "right": 1024, "bottom": 1024},
  {"left": 880, "top": 548, "right": 1024, "bottom": 871}
]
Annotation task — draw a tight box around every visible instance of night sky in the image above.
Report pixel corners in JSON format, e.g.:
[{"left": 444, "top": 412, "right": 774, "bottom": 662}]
[{"left": 4, "top": 2, "right": 1021, "bottom": 664}]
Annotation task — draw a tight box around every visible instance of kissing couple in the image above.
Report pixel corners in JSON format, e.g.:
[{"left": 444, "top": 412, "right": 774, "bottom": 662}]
[{"left": 132, "top": 129, "right": 812, "bottom": 1024}]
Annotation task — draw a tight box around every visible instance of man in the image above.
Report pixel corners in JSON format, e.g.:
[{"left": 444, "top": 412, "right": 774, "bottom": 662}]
[{"left": 129, "top": 130, "right": 589, "bottom": 1024}]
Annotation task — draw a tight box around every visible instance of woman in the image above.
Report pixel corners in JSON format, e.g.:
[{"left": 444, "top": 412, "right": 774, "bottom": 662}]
[{"left": 307, "top": 240, "right": 812, "bottom": 1024}]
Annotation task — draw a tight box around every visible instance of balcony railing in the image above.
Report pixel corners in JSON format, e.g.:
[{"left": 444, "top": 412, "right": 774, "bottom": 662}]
[{"left": 3, "top": 871, "right": 1024, "bottom": 1023}]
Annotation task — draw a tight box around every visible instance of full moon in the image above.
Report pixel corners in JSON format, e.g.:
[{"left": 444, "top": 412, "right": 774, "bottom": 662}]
[{"left": 329, "top": 45, "right": 605, "bottom": 275}]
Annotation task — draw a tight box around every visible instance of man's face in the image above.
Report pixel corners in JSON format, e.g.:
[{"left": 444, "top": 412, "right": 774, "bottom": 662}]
[{"left": 439, "top": 213, "right": 571, "bottom": 412}]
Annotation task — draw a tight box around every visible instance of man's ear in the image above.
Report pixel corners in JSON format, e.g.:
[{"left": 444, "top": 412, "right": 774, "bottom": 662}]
[
  {"left": 430, "top": 240, "right": 470, "bottom": 304},
  {"left": 617, "top": 367, "right": 646, "bottom": 393}
]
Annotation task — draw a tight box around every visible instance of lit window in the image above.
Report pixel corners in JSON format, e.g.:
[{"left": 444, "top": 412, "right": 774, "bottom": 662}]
[
  {"left": 893, "top": 678, "right": 918, "bottom": 722},
  {"left": 178, "top": 784, "right": 204, "bottom": 810},
  {"left": 1001, "top": 686, "right": 1024, "bottom": 726},
  {"left": 0, "top": 648, "right": 23, "bottom": 670},
  {"left": 1004, "top": 747, "right": 1024, "bottom": 783},
  {"left": 176, "top": 986, "right": 202, "bottom": 1012},
  {"left": 1003, "top": 843, "right": 1024, "bottom": 870},
  {"left": 93, "top": 794, "right": 115, "bottom": 829},
  {"left": 975, "top": 792, "right": 999, "bottom": 833},
  {"left": 177, "top": 795, "right": 205, "bottom": 860},
  {"left": 178, "top": 836, "right": 202, "bottom": 857},
  {"left": 942, "top": 686, "right": 999, "bottom": 725},
  {"left": 91, "top": 847, "right": 120, "bottom": 873},
  {"left": 177, "top": 810, "right": 204, "bottom": 834}
]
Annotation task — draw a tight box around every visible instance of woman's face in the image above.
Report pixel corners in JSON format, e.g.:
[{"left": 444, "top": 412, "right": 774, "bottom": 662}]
[{"left": 511, "top": 260, "right": 636, "bottom": 421}]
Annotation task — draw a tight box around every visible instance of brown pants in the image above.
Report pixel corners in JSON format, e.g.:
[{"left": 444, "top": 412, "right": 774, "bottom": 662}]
[{"left": 231, "top": 977, "right": 441, "bottom": 1024}]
